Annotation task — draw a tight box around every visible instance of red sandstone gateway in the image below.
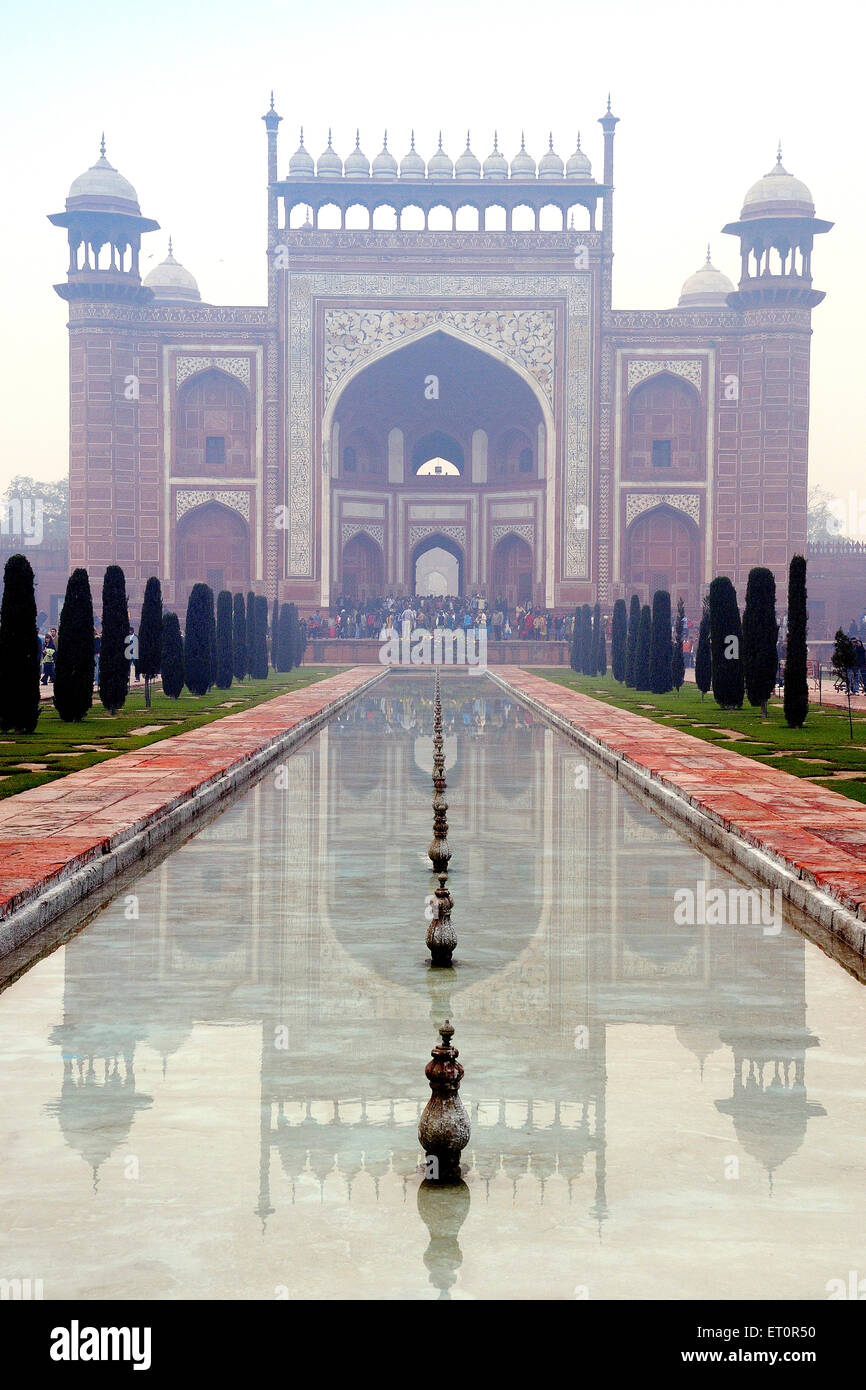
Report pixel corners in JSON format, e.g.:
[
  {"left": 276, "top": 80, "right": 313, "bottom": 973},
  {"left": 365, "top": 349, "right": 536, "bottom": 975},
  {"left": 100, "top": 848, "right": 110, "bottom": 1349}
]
[{"left": 49, "top": 115, "right": 836, "bottom": 629}]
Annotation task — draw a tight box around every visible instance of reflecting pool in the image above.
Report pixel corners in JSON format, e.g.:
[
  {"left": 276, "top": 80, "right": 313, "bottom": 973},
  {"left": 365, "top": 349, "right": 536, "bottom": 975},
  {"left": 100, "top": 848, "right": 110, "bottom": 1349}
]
[{"left": 0, "top": 674, "right": 864, "bottom": 1300}]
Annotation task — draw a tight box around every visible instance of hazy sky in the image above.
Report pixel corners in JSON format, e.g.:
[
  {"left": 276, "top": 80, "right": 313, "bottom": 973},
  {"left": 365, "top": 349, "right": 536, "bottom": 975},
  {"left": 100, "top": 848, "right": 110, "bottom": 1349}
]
[{"left": 0, "top": 0, "right": 858, "bottom": 503}]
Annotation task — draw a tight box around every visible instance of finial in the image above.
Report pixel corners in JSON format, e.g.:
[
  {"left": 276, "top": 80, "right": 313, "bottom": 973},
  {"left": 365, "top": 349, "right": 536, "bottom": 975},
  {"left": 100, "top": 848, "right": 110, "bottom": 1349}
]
[
  {"left": 493, "top": 130, "right": 499, "bottom": 152},
  {"left": 438, "top": 131, "right": 443, "bottom": 151},
  {"left": 410, "top": 129, "right": 416, "bottom": 150},
  {"left": 549, "top": 132, "right": 554, "bottom": 149},
  {"left": 776, "top": 139, "right": 783, "bottom": 164},
  {"left": 568, "top": 212, "right": 575, "bottom": 231},
  {"left": 355, "top": 128, "right": 361, "bottom": 149},
  {"left": 577, "top": 131, "right": 582, "bottom": 150},
  {"left": 706, "top": 243, "right": 711, "bottom": 264},
  {"left": 100, "top": 131, "right": 106, "bottom": 158},
  {"left": 168, "top": 236, "right": 173, "bottom": 257},
  {"left": 607, "top": 92, "right": 612, "bottom": 113},
  {"left": 299, "top": 125, "right": 305, "bottom": 146},
  {"left": 269, "top": 90, "right": 275, "bottom": 111},
  {"left": 327, "top": 127, "right": 333, "bottom": 148},
  {"left": 383, "top": 129, "right": 388, "bottom": 149},
  {"left": 520, "top": 130, "right": 526, "bottom": 150},
  {"left": 419, "top": 1019, "right": 470, "bottom": 1182},
  {"left": 466, "top": 129, "right": 471, "bottom": 147}
]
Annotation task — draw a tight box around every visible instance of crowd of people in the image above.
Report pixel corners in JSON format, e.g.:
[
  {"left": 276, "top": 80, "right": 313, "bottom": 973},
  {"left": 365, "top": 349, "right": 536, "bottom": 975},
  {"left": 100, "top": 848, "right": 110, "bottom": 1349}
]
[
  {"left": 306, "top": 594, "right": 572, "bottom": 642},
  {"left": 37, "top": 622, "right": 102, "bottom": 689}
]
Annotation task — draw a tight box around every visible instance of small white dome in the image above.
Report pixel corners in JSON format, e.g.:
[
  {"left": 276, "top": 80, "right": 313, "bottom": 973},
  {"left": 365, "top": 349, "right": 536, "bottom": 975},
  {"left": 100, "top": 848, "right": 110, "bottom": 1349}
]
[
  {"left": 427, "top": 134, "right": 453, "bottom": 180},
  {"left": 510, "top": 134, "right": 536, "bottom": 178},
  {"left": 372, "top": 132, "right": 398, "bottom": 180},
  {"left": 316, "top": 131, "right": 342, "bottom": 177},
  {"left": 287, "top": 129, "right": 314, "bottom": 178},
  {"left": 400, "top": 132, "right": 425, "bottom": 178},
  {"left": 144, "top": 242, "right": 201, "bottom": 303},
  {"left": 677, "top": 249, "right": 735, "bottom": 307},
  {"left": 742, "top": 149, "right": 814, "bottom": 217},
  {"left": 68, "top": 140, "right": 139, "bottom": 211},
  {"left": 538, "top": 134, "right": 564, "bottom": 180},
  {"left": 455, "top": 133, "right": 481, "bottom": 179},
  {"left": 482, "top": 133, "right": 508, "bottom": 179},
  {"left": 566, "top": 134, "right": 592, "bottom": 180},
  {"left": 344, "top": 131, "right": 370, "bottom": 179}
]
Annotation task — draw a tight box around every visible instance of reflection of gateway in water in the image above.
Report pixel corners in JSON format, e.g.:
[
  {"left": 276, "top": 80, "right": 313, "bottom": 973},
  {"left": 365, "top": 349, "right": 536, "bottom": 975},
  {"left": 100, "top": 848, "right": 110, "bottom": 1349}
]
[{"left": 46, "top": 684, "right": 824, "bottom": 1234}]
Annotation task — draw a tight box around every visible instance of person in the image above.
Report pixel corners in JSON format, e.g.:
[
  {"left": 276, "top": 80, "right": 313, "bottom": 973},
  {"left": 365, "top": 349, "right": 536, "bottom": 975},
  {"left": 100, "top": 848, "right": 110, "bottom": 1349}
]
[
  {"left": 493, "top": 606, "right": 503, "bottom": 641},
  {"left": 41, "top": 633, "right": 56, "bottom": 686},
  {"left": 503, "top": 615, "right": 512, "bottom": 639},
  {"left": 856, "top": 638, "right": 866, "bottom": 694}
]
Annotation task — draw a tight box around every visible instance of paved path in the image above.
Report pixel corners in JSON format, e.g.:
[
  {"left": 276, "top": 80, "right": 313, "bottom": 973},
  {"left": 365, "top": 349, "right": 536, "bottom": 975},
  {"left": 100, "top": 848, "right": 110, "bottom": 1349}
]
[
  {"left": 0, "top": 666, "right": 383, "bottom": 955},
  {"left": 494, "top": 666, "right": 866, "bottom": 952}
]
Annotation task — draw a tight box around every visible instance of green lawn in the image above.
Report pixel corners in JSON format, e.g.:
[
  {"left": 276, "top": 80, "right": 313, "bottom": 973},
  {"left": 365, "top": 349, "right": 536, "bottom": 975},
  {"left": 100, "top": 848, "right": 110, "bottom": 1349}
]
[
  {"left": 0, "top": 668, "right": 345, "bottom": 800},
  {"left": 530, "top": 669, "right": 866, "bottom": 805}
]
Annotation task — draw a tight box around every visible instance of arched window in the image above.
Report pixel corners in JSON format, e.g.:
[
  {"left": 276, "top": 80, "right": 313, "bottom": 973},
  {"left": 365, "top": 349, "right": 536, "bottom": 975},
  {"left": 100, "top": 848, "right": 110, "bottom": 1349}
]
[
  {"left": 519, "top": 447, "right": 533, "bottom": 473},
  {"left": 412, "top": 430, "right": 465, "bottom": 476},
  {"left": 626, "top": 372, "right": 704, "bottom": 478},
  {"left": 175, "top": 368, "right": 252, "bottom": 477},
  {"left": 343, "top": 446, "right": 357, "bottom": 473}
]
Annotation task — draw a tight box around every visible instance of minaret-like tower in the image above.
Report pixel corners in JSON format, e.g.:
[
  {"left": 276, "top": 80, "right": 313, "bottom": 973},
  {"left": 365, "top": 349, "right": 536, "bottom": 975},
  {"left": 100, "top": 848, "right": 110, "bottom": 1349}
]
[
  {"left": 722, "top": 145, "right": 832, "bottom": 307},
  {"left": 714, "top": 150, "right": 832, "bottom": 594},
  {"left": 48, "top": 136, "right": 159, "bottom": 303},
  {"left": 597, "top": 95, "right": 619, "bottom": 310},
  {"left": 48, "top": 141, "right": 160, "bottom": 603}
]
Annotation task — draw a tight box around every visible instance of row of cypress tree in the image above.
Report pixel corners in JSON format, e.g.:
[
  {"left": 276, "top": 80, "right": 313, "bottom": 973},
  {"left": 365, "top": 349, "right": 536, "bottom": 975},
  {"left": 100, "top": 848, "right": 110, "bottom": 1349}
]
[
  {"left": 568, "top": 602, "right": 607, "bottom": 677},
  {"left": 607, "top": 555, "right": 809, "bottom": 728},
  {"left": 0, "top": 553, "right": 307, "bottom": 731}
]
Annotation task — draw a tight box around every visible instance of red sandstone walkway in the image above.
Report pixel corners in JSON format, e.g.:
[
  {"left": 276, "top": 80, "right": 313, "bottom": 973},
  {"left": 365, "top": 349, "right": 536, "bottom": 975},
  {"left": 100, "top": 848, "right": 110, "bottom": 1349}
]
[
  {"left": 0, "top": 667, "right": 380, "bottom": 941},
  {"left": 498, "top": 666, "right": 866, "bottom": 938}
]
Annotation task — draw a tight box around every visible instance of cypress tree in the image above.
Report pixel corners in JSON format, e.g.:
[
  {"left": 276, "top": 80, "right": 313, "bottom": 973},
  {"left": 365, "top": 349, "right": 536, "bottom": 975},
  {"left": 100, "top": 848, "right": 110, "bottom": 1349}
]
[
  {"left": 287, "top": 602, "right": 303, "bottom": 669},
  {"left": 216, "top": 590, "right": 234, "bottom": 689},
  {"left": 54, "top": 567, "right": 95, "bottom": 722},
  {"left": 98, "top": 564, "right": 130, "bottom": 715},
  {"left": 596, "top": 624, "right": 607, "bottom": 677},
  {"left": 634, "top": 605, "right": 652, "bottom": 691},
  {"left": 569, "top": 607, "right": 581, "bottom": 672},
  {"left": 160, "top": 612, "right": 185, "bottom": 699},
  {"left": 245, "top": 591, "right": 256, "bottom": 676},
  {"left": 591, "top": 603, "right": 602, "bottom": 676},
  {"left": 742, "top": 567, "right": 779, "bottom": 719},
  {"left": 275, "top": 603, "right": 291, "bottom": 672},
  {"left": 581, "top": 603, "right": 594, "bottom": 675},
  {"left": 0, "top": 553, "right": 41, "bottom": 734},
  {"left": 671, "top": 596, "right": 686, "bottom": 693},
  {"left": 184, "top": 583, "right": 215, "bottom": 696},
  {"left": 611, "top": 598, "right": 628, "bottom": 682},
  {"left": 207, "top": 590, "right": 217, "bottom": 688},
  {"left": 625, "top": 594, "right": 641, "bottom": 687},
  {"left": 709, "top": 576, "right": 744, "bottom": 709},
  {"left": 784, "top": 554, "right": 809, "bottom": 729},
  {"left": 232, "top": 592, "right": 247, "bottom": 682},
  {"left": 137, "top": 577, "right": 163, "bottom": 710},
  {"left": 649, "top": 590, "right": 673, "bottom": 695},
  {"left": 695, "top": 596, "right": 712, "bottom": 700},
  {"left": 253, "top": 595, "right": 269, "bottom": 679},
  {"left": 271, "top": 598, "right": 279, "bottom": 669}
]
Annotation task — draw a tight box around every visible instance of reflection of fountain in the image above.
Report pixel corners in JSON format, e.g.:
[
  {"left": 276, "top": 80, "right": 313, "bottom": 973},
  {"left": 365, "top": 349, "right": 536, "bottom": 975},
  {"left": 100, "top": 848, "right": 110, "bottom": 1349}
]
[
  {"left": 417, "top": 1179, "right": 470, "bottom": 1299},
  {"left": 428, "top": 671, "right": 451, "bottom": 874},
  {"left": 419, "top": 1021, "right": 471, "bottom": 1182}
]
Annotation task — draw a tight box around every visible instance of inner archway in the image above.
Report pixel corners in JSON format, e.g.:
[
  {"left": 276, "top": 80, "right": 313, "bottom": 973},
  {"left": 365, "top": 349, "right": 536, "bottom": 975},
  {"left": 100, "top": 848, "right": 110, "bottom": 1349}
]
[
  {"left": 412, "top": 534, "right": 463, "bottom": 597},
  {"left": 625, "top": 504, "right": 700, "bottom": 618},
  {"left": 492, "top": 532, "right": 533, "bottom": 607},
  {"left": 341, "top": 531, "right": 384, "bottom": 599},
  {"left": 175, "top": 501, "right": 250, "bottom": 602}
]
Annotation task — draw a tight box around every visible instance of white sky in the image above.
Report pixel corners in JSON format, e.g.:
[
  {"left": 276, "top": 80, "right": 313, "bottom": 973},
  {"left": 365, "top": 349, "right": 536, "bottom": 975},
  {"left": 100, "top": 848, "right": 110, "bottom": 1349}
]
[{"left": 0, "top": 0, "right": 859, "bottom": 502}]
